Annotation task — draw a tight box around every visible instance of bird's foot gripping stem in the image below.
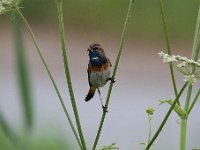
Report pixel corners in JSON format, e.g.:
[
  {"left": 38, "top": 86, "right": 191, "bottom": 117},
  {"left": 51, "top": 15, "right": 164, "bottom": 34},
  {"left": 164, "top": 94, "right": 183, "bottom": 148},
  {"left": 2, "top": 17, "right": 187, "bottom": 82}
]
[
  {"left": 102, "top": 105, "right": 108, "bottom": 113},
  {"left": 107, "top": 77, "right": 116, "bottom": 84}
]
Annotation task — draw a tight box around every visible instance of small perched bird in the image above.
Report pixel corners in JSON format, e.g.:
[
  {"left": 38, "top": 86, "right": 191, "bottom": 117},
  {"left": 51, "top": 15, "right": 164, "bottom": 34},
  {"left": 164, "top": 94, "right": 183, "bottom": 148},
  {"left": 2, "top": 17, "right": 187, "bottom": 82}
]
[{"left": 85, "top": 43, "right": 114, "bottom": 110}]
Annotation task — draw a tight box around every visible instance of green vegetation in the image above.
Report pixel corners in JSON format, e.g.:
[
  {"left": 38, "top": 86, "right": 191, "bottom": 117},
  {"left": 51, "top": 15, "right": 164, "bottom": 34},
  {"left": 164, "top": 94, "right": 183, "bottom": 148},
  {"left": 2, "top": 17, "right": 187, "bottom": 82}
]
[
  {"left": 0, "top": 130, "right": 72, "bottom": 150},
  {"left": 145, "top": 1, "right": 200, "bottom": 149},
  {"left": 12, "top": 11, "right": 33, "bottom": 130},
  {"left": 1, "top": 0, "right": 198, "bottom": 39}
]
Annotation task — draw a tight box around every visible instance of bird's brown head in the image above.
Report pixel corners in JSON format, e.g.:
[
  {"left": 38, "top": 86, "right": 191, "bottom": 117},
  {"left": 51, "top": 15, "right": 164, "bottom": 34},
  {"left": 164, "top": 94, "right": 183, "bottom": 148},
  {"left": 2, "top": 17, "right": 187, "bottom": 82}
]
[{"left": 87, "top": 43, "right": 106, "bottom": 59}]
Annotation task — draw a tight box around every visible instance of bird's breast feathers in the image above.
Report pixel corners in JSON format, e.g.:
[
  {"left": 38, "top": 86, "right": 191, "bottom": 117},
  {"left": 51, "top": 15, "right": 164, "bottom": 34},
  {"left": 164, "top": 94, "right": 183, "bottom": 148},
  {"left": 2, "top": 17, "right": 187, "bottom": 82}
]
[{"left": 89, "top": 59, "right": 111, "bottom": 88}]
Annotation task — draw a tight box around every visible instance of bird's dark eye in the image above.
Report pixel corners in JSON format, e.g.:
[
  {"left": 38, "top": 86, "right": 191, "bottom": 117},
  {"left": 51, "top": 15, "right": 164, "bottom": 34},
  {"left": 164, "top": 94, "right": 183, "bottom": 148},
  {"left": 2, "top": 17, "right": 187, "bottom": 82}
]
[{"left": 93, "top": 47, "right": 98, "bottom": 51}]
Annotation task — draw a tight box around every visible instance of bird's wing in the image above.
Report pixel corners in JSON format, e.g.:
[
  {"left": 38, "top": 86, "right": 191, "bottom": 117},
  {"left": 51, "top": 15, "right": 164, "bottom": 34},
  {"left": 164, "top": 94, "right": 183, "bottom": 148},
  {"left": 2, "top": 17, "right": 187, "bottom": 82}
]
[{"left": 87, "top": 63, "right": 92, "bottom": 87}]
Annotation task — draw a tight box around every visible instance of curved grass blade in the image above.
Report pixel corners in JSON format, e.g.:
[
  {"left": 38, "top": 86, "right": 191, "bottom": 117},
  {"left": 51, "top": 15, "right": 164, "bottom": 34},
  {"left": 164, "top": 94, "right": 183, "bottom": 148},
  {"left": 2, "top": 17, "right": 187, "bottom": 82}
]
[
  {"left": 15, "top": 8, "right": 82, "bottom": 149},
  {"left": 11, "top": 12, "right": 33, "bottom": 130},
  {"left": 56, "top": 0, "right": 86, "bottom": 149}
]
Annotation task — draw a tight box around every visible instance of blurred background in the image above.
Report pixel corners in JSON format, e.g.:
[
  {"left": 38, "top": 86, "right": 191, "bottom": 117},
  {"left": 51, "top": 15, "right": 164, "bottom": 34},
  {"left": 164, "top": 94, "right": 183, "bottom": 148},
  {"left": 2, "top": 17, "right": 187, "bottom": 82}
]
[{"left": 0, "top": 0, "right": 200, "bottom": 149}]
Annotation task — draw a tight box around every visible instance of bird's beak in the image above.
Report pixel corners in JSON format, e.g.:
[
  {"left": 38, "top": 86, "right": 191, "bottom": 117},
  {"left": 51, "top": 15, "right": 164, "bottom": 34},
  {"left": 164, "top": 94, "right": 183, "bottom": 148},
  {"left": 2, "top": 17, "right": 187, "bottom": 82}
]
[{"left": 87, "top": 48, "right": 92, "bottom": 52}]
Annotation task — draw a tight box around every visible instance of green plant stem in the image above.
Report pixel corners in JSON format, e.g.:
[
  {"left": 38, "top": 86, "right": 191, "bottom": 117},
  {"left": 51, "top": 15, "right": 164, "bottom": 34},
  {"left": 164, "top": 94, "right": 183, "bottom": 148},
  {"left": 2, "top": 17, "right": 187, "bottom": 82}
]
[
  {"left": 56, "top": 0, "right": 86, "bottom": 150},
  {"left": 191, "top": 4, "right": 200, "bottom": 61},
  {"left": 181, "top": 5, "right": 200, "bottom": 149},
  {"left": 180, "top": 119, "right": 187, "bottom": 150},
  {"left": 185, "top": 2, "right": 200, "bottom": 110},
  {"left": 145, "top": 82, "right": 188, "bottom": 150},
  {"left": 147, "top": 114, "right": 152, "bottom": 144},
  {"left": 188, "top": 89, "right": 200, "bottom": 114},
  {"left": 184, "top": 85, "right": 192, "bottom": 111},
  {"left": 92, "top": 0, "right": 135, "bottom": 149},
  {"left": 160, "top": 0, "right": 171, "bottom": 55},
  {"left": 15, "top": 8, "right": 83, "bottom": 150},
  {"left": 184, "top": 1, "right": 200, "bottom": 114},
  {"left": 160, "top": 0, "right": 179, "bottom": 105},
  {"left": 181, "top": 4, "right": 200, "bottom": 150}
]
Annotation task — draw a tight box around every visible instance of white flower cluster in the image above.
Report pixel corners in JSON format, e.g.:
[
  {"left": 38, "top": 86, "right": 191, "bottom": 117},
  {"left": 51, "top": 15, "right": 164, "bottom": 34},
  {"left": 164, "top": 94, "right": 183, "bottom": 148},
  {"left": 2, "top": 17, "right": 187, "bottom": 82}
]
[
  {"left": 158, "top": 51, "right": 200, "bottom": 67},
  {"left": 159, "top": 51, "right": 200, "bottom": 85},
  {"left": 0, "top": 3, "right": 5, "bottom": 13},
  {"left": 0, "top": 0, "right": 15, "bottom": 14},
  {"left": 184, "top": 75, "right": 197, "bottom": 85},
  {"left": 1, "top": 0, "right": 13, "bottom": 5}
]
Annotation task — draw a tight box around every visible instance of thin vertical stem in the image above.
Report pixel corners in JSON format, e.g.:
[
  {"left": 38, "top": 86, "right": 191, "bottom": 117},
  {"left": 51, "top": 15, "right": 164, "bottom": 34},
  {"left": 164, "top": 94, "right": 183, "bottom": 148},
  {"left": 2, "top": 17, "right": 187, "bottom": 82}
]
[
  {"left": 184, "top": 85, "right": 192, "bottom": 111},
  {"left": 160, "top": 0, "right": 171, "bottom": 55},
  {"left": 180, "top": 119, "right": 187, "bottom": 150},
  {"left": 15, "top": 8, "right": 83, "bottom": 150},
  {"left": 145, "top": 82, "right": 188, "bottom": 150},
  {"left": 147, "top": 115, "right": 152, "bottom": 144},
  {"left": 56, "top": 0, "right": 86, "bottom": 149},
  {"left": 92, "top": 0, "right": 135, "bottom": 149},
  {"left": 181, "top": 4, "right": 200, "bottom": 150},
  {"left": 184, "top": 3, "right": 200, "bottom": 114},
  {"left": 188, "top": 88, "right": 200, "bottom": 115},
  {"left": 191, "top": 4, "right": 200, "bottom": 61},
  {"left": 160, "top": 0, "right": 179, "bottom": 104}
]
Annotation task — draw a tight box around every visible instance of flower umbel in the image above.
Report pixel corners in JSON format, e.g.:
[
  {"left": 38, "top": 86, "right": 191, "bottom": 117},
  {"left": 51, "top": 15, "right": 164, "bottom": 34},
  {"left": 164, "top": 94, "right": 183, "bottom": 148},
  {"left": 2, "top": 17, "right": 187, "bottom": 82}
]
[
  {"left": 0, "top": 0, "right": 21, "bottom": 14},
  {"left": 158, "top": 51, "right": 177, "bottom": 63},
  {"left": 146, "top": 107, "right": 155, "bottom": 116},
  {"left": 2, "top": 0, "right": 13, "bottom": 5},
  {"left": 184, "top": 75, "right": 197, "bottom": 85},
  {"left": 159, "top": 51, "right": 200, "bottom": 84},
  {"left": 0, "top": 3, "right": 5, "bottom": 12}
]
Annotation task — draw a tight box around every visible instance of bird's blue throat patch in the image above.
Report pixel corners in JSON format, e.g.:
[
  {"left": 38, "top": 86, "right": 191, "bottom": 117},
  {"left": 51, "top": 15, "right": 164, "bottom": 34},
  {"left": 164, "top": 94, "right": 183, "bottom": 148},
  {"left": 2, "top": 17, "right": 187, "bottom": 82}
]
[{"left": 89, "top": 51, "right": 106, "bottom": 67}]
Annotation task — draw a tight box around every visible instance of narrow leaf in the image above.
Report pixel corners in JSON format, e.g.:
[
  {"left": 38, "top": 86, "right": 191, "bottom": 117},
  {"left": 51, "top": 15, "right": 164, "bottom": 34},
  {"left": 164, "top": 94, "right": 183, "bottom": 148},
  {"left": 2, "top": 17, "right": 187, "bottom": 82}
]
[
  {"left": 12, "top": 12, "right": 33, "bottom": 129},
  {"left": 160, "top": 100, "right": 188, "bottom": 119}
]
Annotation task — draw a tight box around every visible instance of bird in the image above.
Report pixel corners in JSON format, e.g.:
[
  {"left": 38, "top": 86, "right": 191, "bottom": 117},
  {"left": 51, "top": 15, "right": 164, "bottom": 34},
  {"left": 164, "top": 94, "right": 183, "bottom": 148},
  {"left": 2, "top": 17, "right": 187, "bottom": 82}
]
[{"left": 85, "top": 43, "right": 114, "bottom": 111}]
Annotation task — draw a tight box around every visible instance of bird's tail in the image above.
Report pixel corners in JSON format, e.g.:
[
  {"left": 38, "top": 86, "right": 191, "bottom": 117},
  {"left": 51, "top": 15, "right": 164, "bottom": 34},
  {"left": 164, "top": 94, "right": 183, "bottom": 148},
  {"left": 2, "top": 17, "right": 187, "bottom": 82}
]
[{"left": 85, "top": 86, "right": 96, "bottom": 101}]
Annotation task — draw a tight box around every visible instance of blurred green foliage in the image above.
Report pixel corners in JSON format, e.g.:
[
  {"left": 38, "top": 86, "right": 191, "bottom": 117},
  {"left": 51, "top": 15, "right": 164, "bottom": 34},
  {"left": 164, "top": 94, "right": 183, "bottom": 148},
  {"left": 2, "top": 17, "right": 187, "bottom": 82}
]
[
  {"left": 17, "top": 0, "right": 199, "bottom": 39},
  {"left": 0, "top": 129, "right": 72, "bottom": 150},
  {"left": 0, "top": 0, "right": 198, "bottom": 39},
  {"left": 12, "top": 12, "right": 33, "bottom": 130}
]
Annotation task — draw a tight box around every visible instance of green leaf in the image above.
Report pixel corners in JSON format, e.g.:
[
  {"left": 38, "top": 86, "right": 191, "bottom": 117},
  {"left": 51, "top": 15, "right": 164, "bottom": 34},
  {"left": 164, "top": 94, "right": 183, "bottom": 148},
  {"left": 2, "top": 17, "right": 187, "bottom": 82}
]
[
  {"left": 160, "top": 100, "right": 188, "bottom": 119},
  {"left": 101, "top": 143, "right": 119, "bottom": 150},
  {"left": 12, "top": 12, "right": 33, "bottom": 129}
]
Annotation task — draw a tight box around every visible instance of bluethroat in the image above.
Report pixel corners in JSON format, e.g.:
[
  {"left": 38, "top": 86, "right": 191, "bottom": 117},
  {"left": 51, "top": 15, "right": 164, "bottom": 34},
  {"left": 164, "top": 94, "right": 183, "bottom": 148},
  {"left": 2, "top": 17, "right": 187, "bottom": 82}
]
[{"left": 85, "top": 43, "right": 114, "bottom": 111}]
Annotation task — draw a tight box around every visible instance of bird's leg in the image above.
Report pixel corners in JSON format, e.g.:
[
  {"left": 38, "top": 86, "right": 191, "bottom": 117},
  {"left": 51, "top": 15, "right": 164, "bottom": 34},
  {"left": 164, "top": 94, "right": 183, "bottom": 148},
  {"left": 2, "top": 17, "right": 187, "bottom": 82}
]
[
  {"left": 107, "top": 77, "right": 116, "bottom": 83},
  {"left": 97, "top": 88, "right": 108, "bottom": 113}
]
